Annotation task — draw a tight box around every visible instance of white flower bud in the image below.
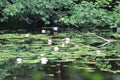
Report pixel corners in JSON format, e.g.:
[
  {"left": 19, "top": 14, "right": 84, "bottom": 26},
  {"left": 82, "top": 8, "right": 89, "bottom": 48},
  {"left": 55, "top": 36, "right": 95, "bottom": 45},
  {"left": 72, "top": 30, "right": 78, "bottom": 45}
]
[
  {"left": 53, "top": 27, "right": 58, "bottom": 31},
  {"left": 65, "top": 38, "right": 70, "bottom": 43},
  {"left": 62, "top": 43, "right": 65, "bottom": 47},
  {"left": 16, "top": 58, "right": 22, "bottom": 64},
  {"left": 25, "top": 34, "right": 30, "bottom": 37},
  {"left": 42, "top": 30, "right": 46, "bottom": 33}
]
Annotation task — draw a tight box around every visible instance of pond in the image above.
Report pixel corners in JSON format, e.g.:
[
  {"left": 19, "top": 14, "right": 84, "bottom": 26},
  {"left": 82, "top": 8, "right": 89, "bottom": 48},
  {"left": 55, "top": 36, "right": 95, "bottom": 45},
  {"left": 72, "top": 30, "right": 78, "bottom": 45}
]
[{"left": 0, "top": 30, "right": 120, "bottom": 80}]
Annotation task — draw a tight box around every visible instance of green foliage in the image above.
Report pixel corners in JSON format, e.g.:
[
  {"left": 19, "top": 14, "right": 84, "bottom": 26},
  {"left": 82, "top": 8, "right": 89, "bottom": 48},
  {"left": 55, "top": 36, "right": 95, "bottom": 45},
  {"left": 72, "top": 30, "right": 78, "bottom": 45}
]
[
  {"left": 0, "top": 0, "right": 119, "bottom": 28},
  {"left": 112, "top": 4, "right": 120, "bottom": 28},
  {"left": 59, "top": 0, "right": 120, "bottom": 28},
  {"left": 0, "top": 0, "right": 74, "bottom": 24}
]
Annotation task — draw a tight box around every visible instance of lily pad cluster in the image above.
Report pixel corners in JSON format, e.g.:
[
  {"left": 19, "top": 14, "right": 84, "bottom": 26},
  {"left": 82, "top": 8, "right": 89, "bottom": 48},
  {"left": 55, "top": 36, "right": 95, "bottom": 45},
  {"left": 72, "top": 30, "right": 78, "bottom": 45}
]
[{"left": 0, "top": 30, "right": 120, "bottom": 79}]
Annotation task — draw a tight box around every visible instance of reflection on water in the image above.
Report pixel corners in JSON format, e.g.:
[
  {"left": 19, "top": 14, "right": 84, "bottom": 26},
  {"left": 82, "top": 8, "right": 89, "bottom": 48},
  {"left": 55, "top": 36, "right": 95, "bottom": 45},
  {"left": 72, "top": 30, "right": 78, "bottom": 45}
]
[{"left": 32, "top": 62, "right": 120, "bottom": 80}]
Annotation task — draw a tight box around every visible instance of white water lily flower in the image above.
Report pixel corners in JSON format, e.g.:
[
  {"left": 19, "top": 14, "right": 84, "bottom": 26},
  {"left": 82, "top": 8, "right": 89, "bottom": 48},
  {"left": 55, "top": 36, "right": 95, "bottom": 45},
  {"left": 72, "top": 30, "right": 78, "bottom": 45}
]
[
  {"left": 16, "top": 58, "right": 22, "bottom": 64},
  {"left": 54, "top": 46, "right": 59, "bottom": 51},
  {"left": 25, "top": 34, "right": 30, "bottom": 37},
  {"left": 41, "top": 57, "right": 48, "bottom": 64},
  {"left": 48, "top": 39, "right": 52, "bottom": 45},
  {"left": 42, "top": 29, "right": 46, "bottom": 33},
  {"left": 96, "top": 50, "right": 101, "bottom": 54},
  {"left": 53, "top": 27, "right": 58, "bottom": 31},
  {"left": 65, "top": 38, "right": 70, "bottom": 43}
]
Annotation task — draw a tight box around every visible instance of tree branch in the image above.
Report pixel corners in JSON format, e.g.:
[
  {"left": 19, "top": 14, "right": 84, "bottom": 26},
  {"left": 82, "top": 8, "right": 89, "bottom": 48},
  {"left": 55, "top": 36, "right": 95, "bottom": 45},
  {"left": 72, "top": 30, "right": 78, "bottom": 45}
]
[
  {"left": 97, "top": 41, "right": 111, "bottom": 47},
  {"left": 89, "top": 32, "right": 109, "bottom": 42},
  {"left": 88, "top": 32, "right": 111, "bottom": 47}
]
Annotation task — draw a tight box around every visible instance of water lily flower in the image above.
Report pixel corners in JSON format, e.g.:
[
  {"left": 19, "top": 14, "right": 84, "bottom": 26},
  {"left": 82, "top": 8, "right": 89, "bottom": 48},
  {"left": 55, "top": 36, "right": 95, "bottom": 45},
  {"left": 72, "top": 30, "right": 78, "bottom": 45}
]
[
  {"left": 65, "top": 38, "right": 70, "bottom": 43},
  {"left": 54, "top": 46, "right": 59, "bottom": 51},
  {"left": 41, "top": 57, "right": 48, "bottom": 64},
  {"left": 48, "top": 39, "right": 52, "bottom": 45},
  {"left": 53, "top": 27, "right": 58, "bottom": 31},
  {"left": 25, "top": 34, "right": 30, "bottom": 37},
  {"left": 96, "top": 50, "right": 101, "bottom": 54},
  {"left": 42, "top": 29, "right": 46, "bottom": 33},
  {"left": 16, "top": 58, "right": 22, "bottom": 64},
  {"left": 62, "top": 43, "right": 65, "bottom": 47}
]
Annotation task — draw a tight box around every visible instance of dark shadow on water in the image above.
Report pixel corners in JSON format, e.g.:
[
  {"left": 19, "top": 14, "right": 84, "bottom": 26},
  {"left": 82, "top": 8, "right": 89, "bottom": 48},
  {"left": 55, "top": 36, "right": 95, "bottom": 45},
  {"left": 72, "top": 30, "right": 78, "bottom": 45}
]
[{"left": 90, "top": 42, "right": 104, "bottom": 47}]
